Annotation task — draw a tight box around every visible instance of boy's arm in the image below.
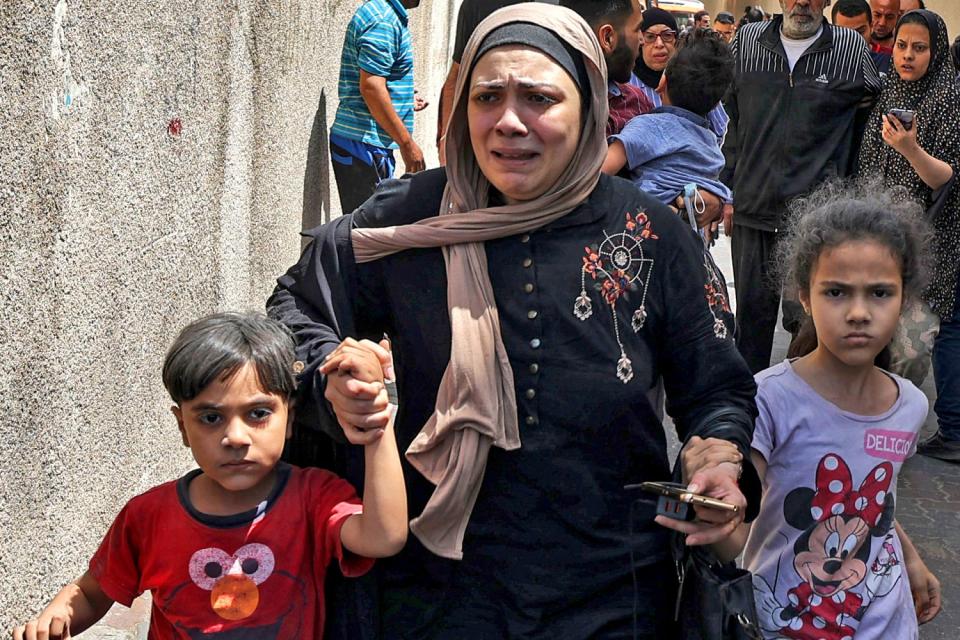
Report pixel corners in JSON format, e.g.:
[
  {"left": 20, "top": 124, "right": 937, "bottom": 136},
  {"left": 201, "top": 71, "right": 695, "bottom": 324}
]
[
  {"left": 324, "top": 339, "right": 408, "bottom": 558},
  {"left": 339, "top": 414, "right": 408, "bottom": 558},
  {"left": 709, "top": 449, "right": 765, "bottom": 562},
  {"left": 12, "top": 572, "right": 114, "bottom": 640},
  {"left": 895, "top": 520, "right": 941, "bottom": 624},
  {"left": 602, "top": 139, "right": 628, "bottom": 175}
]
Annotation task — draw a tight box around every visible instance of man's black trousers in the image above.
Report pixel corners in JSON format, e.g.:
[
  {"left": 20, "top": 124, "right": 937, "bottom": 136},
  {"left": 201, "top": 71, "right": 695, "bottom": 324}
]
[{"left": 731, "top": 224, "right": 804, "bottom": 373}]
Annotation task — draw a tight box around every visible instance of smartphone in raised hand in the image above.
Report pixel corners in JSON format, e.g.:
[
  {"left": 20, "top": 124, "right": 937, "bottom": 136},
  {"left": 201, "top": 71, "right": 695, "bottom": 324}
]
[{"left": 887, "top": 108, "right": 916, "bottom": 131}]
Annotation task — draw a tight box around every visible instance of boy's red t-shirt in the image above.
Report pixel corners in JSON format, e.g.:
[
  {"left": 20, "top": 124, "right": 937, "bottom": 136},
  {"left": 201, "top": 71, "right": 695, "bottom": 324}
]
[{"left": 89, "top": 463, "right": 373, "bottom": 639}]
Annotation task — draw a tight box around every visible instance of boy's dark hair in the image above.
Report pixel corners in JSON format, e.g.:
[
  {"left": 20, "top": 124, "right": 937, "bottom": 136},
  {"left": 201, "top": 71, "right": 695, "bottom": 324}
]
[
  {"left": 664, "top": 35, "right": 733, "bottom": 117},
  {"left": 831, "top": 0, "right": 870, "bottom": 22},
  {"left": 559, "top": 0, "right": 633, "bottom": 29},
  {"left": 163, "top": 312, "right": 298, "bottom": 404}
]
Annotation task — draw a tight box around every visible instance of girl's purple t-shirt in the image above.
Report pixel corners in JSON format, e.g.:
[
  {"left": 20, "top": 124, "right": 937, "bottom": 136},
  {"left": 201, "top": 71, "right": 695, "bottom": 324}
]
[{"left": 743, "top": 360, "right": 926, "bottom": 640}]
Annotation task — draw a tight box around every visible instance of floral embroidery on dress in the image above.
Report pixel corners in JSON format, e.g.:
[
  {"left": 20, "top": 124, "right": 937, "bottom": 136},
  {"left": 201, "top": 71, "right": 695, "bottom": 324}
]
[
  {"left": 703, "top": 253, "right": 732, "bottom": 339},
  {"left": 574, "top": 211, "right": 657, "bottom": 383}
]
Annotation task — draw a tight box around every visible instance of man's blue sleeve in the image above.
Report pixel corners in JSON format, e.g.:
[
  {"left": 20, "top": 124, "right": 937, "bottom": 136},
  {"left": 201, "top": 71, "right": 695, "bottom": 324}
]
[{"left": 357, "top": 21, "right": 400, "bottom": 77}]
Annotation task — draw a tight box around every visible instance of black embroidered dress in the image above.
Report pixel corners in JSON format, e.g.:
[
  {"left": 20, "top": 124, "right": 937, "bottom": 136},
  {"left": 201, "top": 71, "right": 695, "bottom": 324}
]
[{"left": 268, "top": 169, "right": 757, "bottom": 639}]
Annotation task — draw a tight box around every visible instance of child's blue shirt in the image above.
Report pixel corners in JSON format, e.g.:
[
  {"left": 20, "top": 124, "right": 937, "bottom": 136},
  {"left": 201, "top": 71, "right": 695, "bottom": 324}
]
[{"left": 608, "top": 105, "right": 732, "bottom": 205}]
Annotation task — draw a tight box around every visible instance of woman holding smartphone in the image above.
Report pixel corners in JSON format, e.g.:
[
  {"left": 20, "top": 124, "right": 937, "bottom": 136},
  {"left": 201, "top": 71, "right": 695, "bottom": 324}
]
[{"left": 857, "top": 9, "right": 960, "bottom": 462}]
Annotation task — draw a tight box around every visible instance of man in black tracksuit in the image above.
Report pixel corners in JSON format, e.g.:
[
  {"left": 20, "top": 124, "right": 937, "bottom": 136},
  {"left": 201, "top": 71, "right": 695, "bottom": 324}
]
[{"left": 721, "top": 1, "right": 881, "bottom": 373}]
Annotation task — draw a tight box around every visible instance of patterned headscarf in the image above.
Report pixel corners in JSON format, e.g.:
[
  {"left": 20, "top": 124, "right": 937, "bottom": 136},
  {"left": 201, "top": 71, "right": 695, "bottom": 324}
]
[
  {"left": 350, "top": 4, "right": 608, "bottom": 559},
  {"left": 857, "top": 10, "right": 960, "bottom": 317}
]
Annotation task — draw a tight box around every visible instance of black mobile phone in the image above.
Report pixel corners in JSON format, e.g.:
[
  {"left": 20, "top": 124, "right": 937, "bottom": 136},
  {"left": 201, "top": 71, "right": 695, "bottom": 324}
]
[{"left": 887, "top": 108, "right": 916, "bottom": 131}]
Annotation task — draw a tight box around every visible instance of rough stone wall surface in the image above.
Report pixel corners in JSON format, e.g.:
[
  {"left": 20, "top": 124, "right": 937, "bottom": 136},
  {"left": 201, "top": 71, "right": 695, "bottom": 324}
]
[{"left": 0, "top": 0, "right": 452, "bottom": 636}]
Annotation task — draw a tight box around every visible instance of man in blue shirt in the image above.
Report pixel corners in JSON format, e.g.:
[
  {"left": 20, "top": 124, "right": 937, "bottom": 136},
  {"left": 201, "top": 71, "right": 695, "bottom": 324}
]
[{"left": 330, "top": 0, "right": 425, "bottom": 215}]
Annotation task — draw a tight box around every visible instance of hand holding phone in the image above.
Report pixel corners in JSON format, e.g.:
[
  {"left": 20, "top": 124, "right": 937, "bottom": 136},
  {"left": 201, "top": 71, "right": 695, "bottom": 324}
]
[
  {"left": 887, "top": 108, "right": 916, "bottom": 131},
  {"left": 626, "top": 481, "right": 740, "bottom": 521}
]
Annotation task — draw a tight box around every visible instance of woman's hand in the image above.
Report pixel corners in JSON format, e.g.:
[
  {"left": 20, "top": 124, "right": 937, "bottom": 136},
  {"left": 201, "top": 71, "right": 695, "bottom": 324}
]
[
  {"left": 319, "top": 338, "right": 394, "bottom": 445},
  {"left": 653, "top": 461, "right": 747, "bottom": 547},
  {"left": 680, "top": 436, "right": 742, "bottom": 485},
  {"left": 881, "top": 112, "right": 955, "bottom": 190},
  {"left": 695, "top": 190, "right": 723, "bottom": 228},
  {"left": 655, "top": 436, "right": 745, "bottom": 545},
  {"left": 906, "top": 551, "right": 942, "bottom": 624},
  {"left": 881, "top": 113, "right": 919, "bottom": 157}
]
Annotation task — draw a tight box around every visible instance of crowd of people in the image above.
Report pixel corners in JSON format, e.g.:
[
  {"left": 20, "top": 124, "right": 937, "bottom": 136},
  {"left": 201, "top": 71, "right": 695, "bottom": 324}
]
[{"left": 11, "top": 0, "right": 960, "bottom": 639}]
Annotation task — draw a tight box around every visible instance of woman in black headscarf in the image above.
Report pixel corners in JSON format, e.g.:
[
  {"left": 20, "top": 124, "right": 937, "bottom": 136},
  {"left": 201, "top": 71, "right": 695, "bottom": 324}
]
[
  {"left": 271, "top": 4, "right": 761, "bottom": 637},
  {"left": 858, "top": 10, "right": 960, "bottom": 461},
  {"left": 631, "top": 7, "right": 729, "bottom": 143}
]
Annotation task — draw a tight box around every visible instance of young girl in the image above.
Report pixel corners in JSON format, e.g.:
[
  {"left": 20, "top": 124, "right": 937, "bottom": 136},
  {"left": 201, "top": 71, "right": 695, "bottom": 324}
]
[{"left": 716, "top": 183, "right": 941, "bottom": 639}]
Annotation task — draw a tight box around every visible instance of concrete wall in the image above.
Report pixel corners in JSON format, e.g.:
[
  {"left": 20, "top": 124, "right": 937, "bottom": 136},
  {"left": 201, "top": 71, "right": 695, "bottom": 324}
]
[
  {"left": 703, "top": 0, "right": 960, "bottom": 37},
  {"left": 0, "top": 1, "right": 453, "bottom": 636}
]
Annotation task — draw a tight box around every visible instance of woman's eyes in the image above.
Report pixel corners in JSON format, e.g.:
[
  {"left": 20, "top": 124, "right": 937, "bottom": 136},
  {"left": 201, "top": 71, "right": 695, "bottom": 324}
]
[
  {"left": 527, "top": 93, "right": 557, "bottom": 105},
  {"left": 471, "top": 92, "right": 557, "bottom": 106}
]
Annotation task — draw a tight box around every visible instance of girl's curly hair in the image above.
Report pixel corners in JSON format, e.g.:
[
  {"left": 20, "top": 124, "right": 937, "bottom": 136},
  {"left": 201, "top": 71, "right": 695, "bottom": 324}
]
[
  {"left": 778, "top": 179, "right": 932, "bottom": 361},
  {"left": 778, "top": 178, "right": 931, "bottom": 302}
]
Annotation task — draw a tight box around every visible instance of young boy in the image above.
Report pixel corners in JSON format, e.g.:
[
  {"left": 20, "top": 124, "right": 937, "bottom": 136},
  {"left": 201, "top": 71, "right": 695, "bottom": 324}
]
[
  {"left": 12, "top": 312, "right": 407, "bottom": 640},
  {"left": 602, "top": 34, "right": 734, "bottom": 215}
]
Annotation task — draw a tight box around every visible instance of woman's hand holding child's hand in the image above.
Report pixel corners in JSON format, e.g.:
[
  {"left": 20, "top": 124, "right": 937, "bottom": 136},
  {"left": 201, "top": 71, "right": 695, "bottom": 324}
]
[
  {"left": 320, "top": 337, "right": 395, "bottom": 445},
  {"left": 655, "top": 436, "right": 747, "bottom": 546},
  {"left": 680, "top": 436, "right": 742, "bottom": 483}
]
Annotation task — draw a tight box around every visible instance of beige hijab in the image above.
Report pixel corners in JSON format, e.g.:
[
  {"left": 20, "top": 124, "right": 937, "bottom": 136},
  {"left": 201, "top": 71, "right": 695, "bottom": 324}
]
[{"left": 351, "top": 4, "right": 608, "bottom": 559}]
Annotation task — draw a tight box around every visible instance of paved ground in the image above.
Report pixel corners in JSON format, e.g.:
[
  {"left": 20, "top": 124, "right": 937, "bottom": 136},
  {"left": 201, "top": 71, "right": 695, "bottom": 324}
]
[{"left": 708, "top": 234, "right": 960, "bottom": 638}]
